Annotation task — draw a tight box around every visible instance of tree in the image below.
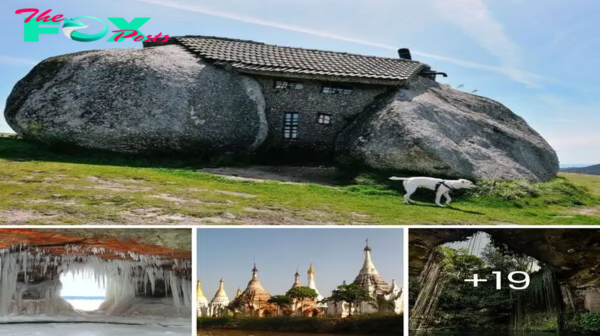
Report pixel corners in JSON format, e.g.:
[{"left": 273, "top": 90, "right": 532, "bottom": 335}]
[
  {"left": 431, "top": 245, "right": 541, "bottom": 330},
  {"left": 268, "top": 295, "right": 292, "bottom": 316},
  {"left": 324, "top": 283, "right": 373, "bottom": 316},
  {"left": 241, "top": 291, "right": 257, "bottom": 313},
  {"left": 286, "top": 286, "right": 318, "bottom": 315},
  {"left": 375, "top": 295, "right": 396, "bottom": 313},
  {"left": 226, "top": 291, "right": 256, "bottom": 316},
  {"left": 226, "top": 298, "right": 243, "bottom": 316}
]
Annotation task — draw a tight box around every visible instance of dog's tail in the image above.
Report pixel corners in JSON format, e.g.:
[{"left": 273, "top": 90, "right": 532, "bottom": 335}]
[{"left": 389, "top": 176, "right": 407, "bottom": 181}]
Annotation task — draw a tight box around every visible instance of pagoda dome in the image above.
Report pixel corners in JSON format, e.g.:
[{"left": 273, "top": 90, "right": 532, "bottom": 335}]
[
  {"left": 242, "top": 263, "right": 271, "bottom": 303},
  {"left": 211, "top": 278, "right": 230, "bottom": 305},
  {"left": 353, "top": 239, "right": 391, "bottom": 294}
]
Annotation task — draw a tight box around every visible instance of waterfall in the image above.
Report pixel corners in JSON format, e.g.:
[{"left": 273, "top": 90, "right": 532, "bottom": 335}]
[
  {"left": 466, "top": 231, "right": 487, "bottom": 256},
  {"left": 410, "top": 248, "right": 446, "bottom": 330},
  {"left": 511, "top": 268, "right": 566, "bottom": 333},
  {"left": 544, "top": 269, "right": 566, "bottom": 333}
]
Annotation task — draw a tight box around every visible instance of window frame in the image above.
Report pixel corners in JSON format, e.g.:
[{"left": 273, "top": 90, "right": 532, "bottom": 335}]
[
  {"left": 316, "top": 113, "right": 332, "bottom": 125},
  {"left": 321, "top": 85, "right": 353, "bottom": 95},
  {"left": 274, "top": 80, "right": 304, "bottom": 90},
  {"left": 283, "top": 112, "right": 299, "bottom": 139}
]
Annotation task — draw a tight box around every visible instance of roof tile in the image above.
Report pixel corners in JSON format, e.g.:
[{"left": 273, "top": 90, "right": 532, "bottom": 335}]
[{"left": 173, "top": 36, "right": 426, "bottom": 83}]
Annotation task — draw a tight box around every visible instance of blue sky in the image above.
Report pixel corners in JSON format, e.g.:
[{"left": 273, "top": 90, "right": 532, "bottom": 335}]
[
  {"left": 1, "top": 0, "right": 598, "bottom": 164},
  {"left": 197, "top": 228, "right": 404, "bottom": 300}
]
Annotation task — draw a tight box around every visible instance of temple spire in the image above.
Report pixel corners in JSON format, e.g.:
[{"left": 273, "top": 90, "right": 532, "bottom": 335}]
[
  {"left": 359, "top": 238, "right": 378, "bottom": 275},
  {"left": 252, "top": 263, "right": 258, "bottom": 278},
  {"left": 211, "top": 278, "right": 230, "bottom": 305},
  {"left": 217, "top": 278, "right": 225, "bottom": 293},
  {"left": 197, "top": 280, "right": 205, "bottom": 298},
  {"left": 197, "top": 280, "right": 208, "bottom": 305},
  {"left": 292, "top": 269, "right": 301, "bottom": 288},
  {"left": 306, "top": 263, "right": 325, "bottom": 306}
]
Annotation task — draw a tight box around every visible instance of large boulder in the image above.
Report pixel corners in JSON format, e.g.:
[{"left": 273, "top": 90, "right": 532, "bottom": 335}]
[
  {"left": 5, "top": 45, "right": 268, "bottom": 154},
  {"left": 336, "top": 77, "right": 559, "bottom": 181}
]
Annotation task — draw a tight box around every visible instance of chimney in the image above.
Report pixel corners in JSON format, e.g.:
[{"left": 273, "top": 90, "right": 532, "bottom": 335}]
[{"left": 398, "top": 48, "right": 412, "bottom": 60}]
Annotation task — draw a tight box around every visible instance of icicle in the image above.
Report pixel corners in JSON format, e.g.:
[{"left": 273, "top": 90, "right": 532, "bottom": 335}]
[{"left": 0, "top": 245, "right": 191, "bottom": 317}]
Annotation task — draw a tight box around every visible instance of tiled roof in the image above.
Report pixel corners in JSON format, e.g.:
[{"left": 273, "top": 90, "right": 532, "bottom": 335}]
[{"left": 172, "top": 36, "right": 427, "bottom": 84}]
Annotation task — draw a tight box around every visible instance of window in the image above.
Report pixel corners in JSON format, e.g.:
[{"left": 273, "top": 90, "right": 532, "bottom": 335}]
[
  {"left": 322, "top": 86, "right": 353, "bottom": 95},
  {"left": 283, "top": 112, "right": 299, "bottom": 139},
  {"left": 317, "top": 113, "right": 331, "bottom": 125},
  {"left": 275, "top": 80, "right": 304, "bottom": 90}
]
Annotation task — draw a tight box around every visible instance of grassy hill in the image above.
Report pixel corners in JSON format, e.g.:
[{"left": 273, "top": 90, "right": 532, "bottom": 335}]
[
  {"left": 1, "top": 137, "right": 600, "bottom": 225},
  {"left": 561, "top": 164, "right": 600, "bottom": 175}
]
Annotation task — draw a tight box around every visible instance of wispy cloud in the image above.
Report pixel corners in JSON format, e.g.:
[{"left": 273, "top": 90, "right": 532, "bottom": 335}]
[
  {"left": 431, "top": 0, "right": 531, "bottom": 85},
  {"left": 135, "top": 0, "right": 549, "bottom": 87},
  {"left": 0, "top": 55, "right": 37, "bottom": 66}
]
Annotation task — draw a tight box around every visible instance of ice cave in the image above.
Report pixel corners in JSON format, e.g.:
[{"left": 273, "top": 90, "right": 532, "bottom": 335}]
[{"left": 0, "top": 229, "right": 192, "bottom": 336}]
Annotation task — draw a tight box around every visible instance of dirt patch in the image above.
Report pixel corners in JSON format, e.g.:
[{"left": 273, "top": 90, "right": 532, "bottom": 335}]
[
  {"left": 118, "top": 209, "right": 240, "bottom": 224},
  {"left": 62, "top": 184, "right": 152, "bottom": 193},
  {"left": 569, "top": 206, "right": 600, "bottom": 216},
  {"left": 22, "top": 198, "right": 79, "bottom": 206},
  {"left": 150, "top": 194, "right": 201, "bottom": 204},
  {"left": 215, "top": 190, "right": 256, "bottom": 198},
  {"left": 244, "top": 207, "right": 277, "bottom": 214},
  {"left": 113, "top": 208, "right": 348, "bottom": 225},
  {"left": 0, "top": 210, "right": 61, "bottom": 224},
  {"left": 199, "top": 166, "right": 342, "bottom": 185},
  {"left": 83, "top": 176, "right": 154, "bottom": 192},
  {"left": 0, "top": 181, "right": 26, "bottom": 185}
]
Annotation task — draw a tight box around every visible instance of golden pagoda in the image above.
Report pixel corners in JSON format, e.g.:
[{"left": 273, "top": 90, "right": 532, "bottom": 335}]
[{"left": 241, "top": 263, "right": 271, "bottom": 307}]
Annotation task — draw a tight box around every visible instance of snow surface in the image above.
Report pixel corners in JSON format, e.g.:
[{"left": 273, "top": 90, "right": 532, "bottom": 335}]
[
  {"left": 0, "top": 314, "right": 190, "bottom": 326},
  {"left": 0, "top": 323, "right": 190, "bottom": 335},
  {"left": 65, "top": 300, "right": 105, "bottom": 312}
]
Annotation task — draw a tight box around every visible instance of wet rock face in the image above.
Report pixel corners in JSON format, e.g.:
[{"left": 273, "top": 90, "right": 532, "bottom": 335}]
[
  {"left": 337, "top": 77, "right": 559, "bottom": 181},
  {"left": 5, "top": 45, "right": 268, "bottom": 154}
]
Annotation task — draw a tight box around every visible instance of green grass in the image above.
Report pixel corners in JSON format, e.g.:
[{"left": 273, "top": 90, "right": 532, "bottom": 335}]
[
  {"left": 198, "top": 315, "right": 403, "bottom": 335},
  {"left": 1, "top": 137, "right": 600, "bottom": 225}
]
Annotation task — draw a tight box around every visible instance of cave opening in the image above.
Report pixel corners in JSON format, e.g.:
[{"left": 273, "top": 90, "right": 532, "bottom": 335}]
[
  {"left": 409, "top": 229, "right": 577, "bottom": 333},
  {"left": 60, "top": 270, "right": 107, "bottom": 311},
  {"left": 0, "top": 229, "right": 192, "bottom": 336}
]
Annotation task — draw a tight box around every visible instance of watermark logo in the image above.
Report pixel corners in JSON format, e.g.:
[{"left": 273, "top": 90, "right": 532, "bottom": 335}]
[
  {"left": 16, "top": 9, "right": 169, "bottom": 43},
  {"left": 62, "top": 17, "right": 108, "bottom": 42}
]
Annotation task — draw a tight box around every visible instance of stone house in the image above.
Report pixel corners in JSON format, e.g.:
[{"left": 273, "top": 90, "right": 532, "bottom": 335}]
[{"left": 144, "top": 36, "right": 443, "bottom": 161}]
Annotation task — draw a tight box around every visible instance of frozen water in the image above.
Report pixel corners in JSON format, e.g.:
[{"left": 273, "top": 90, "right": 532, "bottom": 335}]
[
  {"left": 65, "top": 299, "right": 105, "bottom": 312},
  {"left": 0, "top": 322, "right": 190, "bottom": 336},
  {"left": 0, "top": 245, "right": 191, "bottom": 318}
]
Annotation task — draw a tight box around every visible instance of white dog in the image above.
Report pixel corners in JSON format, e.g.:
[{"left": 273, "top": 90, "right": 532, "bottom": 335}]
[{"left": 389, "top": 176, "right": 476, "bottom": 207}]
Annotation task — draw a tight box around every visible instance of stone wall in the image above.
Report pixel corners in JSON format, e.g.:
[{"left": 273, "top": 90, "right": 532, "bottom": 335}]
[
  {"left": 254, "top": 76, "right": 391, "bottom": 161},
  {"left": 584, "top": 290, "right": 600, "bottom": 312}
]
